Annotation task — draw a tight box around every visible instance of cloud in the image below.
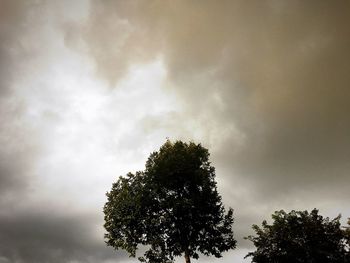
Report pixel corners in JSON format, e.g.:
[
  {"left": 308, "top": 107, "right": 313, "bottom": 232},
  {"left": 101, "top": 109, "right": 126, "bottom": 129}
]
[
  {"left": 80, "top": 0, "right": 350, "bottom": 198},
  {"left": 0, "top": 1, "right": 127, "bottom": 262},
  {"left": 77, "top": 0, "right": 350, "bottom": 252},
  {"left": 0, "top": 0, "right": 44, "bottom": 201},
  {"left": 1, "top": 1, "right": 350, "bottom": 262},
  {"left": 0, "top": 205, "right": 126, "bottom": 263}
]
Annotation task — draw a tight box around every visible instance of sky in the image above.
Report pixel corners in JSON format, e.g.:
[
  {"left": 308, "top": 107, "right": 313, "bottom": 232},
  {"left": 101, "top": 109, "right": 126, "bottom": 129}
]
[{"left": 1, "top": 0, "right": 350, "bottom": 262}]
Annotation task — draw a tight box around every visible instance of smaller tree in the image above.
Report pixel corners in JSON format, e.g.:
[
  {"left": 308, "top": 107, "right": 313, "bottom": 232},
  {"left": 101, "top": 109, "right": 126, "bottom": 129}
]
[
  {"left": 344, "top": 218, "right": 350, "bottom": 259},
  {"left": 245, "top": 209, "right": 349, "bottom": 263}
]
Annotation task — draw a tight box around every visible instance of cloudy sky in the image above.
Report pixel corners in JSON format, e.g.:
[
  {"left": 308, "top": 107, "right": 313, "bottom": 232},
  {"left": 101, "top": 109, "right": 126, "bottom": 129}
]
[{"left": 1, "top": 0, "right": 350, "bottom": 262}]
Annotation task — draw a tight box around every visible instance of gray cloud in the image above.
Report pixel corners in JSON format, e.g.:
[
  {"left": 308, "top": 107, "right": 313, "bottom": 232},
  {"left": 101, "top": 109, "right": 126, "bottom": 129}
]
[
  {"left": 0, "top": 206, "right": 126, "bottom": 263},
  {"left": 0, "top": 0, "right": 43, "bottom": 201},
  {"left": 0, "top": 1, "right": 128, "bottom": 262},
  {"left": 81, "top": 0, "right": 350, "bottom": 198},
  {"left": 78, "top": 0, "right": 350, "bottom": 252},
  {"left": 2, "top": 1, "right": 350, "bottom": 262}
]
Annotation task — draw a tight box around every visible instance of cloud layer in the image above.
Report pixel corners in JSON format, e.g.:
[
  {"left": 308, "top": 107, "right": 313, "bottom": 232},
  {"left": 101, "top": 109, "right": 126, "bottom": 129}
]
[
  {"left": 1, "top": 1, "right": 350, "bottom": 262},
  {"left": 75, "top": 0, "right": 350, "bottom": 250}
]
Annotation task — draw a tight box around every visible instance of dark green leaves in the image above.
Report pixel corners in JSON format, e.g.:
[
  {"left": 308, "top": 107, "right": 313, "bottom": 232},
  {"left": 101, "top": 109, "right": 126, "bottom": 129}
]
[
  {"left": 104, "top": 140, "right": 236, "bottom": 262},
  {"left": 245, "top": 209, "right": 350, "bottom": 263}
]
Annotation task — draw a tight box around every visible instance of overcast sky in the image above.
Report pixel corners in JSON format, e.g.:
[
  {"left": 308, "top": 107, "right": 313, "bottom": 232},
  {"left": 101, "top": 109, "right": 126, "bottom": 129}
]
[{"left": 1, "top": 1, "right": 350, "bottom": 262}]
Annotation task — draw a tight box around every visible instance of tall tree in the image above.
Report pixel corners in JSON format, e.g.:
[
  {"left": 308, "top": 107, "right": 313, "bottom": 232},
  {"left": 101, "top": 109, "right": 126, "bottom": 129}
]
[
  {"left": 245, "top": 209, "right": 349, "bottom": 263},
  {"left": 104, "top": 140, "right": 236, "bottom": 263}
]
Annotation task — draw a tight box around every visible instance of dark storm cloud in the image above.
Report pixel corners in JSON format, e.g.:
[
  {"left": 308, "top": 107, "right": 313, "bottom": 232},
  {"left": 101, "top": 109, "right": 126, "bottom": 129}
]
[
  {"left": 0, "top": 207, "right": 124, "bottom": 263},
  {"left": 70, "top": 0, "right": 164, "bottom": 84},
  {"left": 82, "top": 0, "right": 350, "bottom": 197}
]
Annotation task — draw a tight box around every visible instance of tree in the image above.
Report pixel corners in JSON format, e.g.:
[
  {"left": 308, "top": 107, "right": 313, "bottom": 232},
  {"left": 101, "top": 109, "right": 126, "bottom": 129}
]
[
  {"left": 344, "top": 218, "right": 350, "bottom": 259},
  {"left": 104, "top": 140, "right": 236, "bottom": 263},
  {"left": 245, "top": 209, "right": 349, "bottom": 263}
]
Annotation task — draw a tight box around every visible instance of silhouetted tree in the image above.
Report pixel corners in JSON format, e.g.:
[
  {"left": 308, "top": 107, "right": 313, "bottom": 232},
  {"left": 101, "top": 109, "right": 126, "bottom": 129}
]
[
  {"left": 344, "top": 218, "right": 350, "bottom": 258},
  {"left": 245, "top": 209, "right": 349, "bottom": 263},
  {"left": 104, "top": 140, "right": 236, "bottom": 263}
]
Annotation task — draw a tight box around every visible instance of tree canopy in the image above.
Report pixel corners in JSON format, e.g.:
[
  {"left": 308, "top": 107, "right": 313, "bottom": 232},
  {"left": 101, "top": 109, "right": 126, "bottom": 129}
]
[
  {"left": 104, "top": 140, "right": 236, "bottom": 263},
  {"left": 245, "top": 209, "right": 350, "bottom": 263}
]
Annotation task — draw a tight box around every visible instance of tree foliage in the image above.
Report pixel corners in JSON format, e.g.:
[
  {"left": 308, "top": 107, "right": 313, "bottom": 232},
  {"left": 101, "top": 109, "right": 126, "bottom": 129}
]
[
  {"left": 104, "top": 140, "right": 236, "bottom": 263},
  {"left": 245, "top": 209, "right": 350, "bottom": 263}
]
